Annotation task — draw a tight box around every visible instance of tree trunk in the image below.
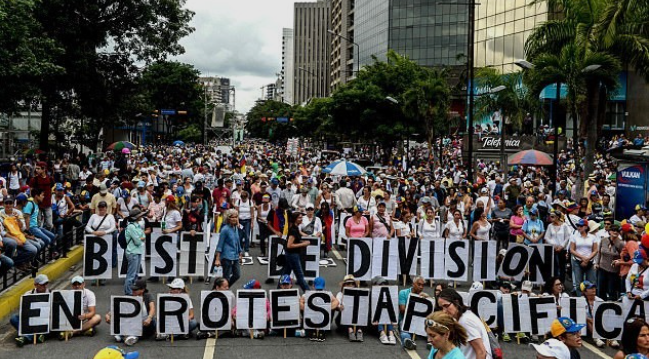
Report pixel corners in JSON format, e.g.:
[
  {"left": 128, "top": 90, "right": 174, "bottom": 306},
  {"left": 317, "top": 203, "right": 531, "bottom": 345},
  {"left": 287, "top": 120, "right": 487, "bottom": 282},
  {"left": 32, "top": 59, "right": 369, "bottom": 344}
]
[
  {"left": 583, "top": 82, "right": 600, "bottom": 188},
  {"left": 570, "top": 103, "right": 584, "bottom": 199}
]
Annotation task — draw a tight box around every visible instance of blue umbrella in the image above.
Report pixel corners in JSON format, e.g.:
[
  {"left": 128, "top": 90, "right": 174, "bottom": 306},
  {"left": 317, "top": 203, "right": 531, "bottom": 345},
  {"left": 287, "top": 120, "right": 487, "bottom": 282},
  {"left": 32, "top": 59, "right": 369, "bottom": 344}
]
[
  {"left": 322, "top": 160, "right": 367, "bottom": 176},
  {"left": 173, "top": 140, "right": 185, "bottom": 146}
]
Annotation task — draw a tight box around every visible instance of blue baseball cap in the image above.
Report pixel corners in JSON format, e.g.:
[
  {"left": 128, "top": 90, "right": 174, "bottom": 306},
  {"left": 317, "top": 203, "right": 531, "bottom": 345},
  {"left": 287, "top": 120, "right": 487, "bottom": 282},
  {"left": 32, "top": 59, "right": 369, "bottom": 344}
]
[
  {"left": 15, "top": 193, "right": 28, "bottom": 202},
  {"left": 271, "top": 178, "right": 279, "bottom": 185},
  {"left": 550, "top": 317, "right": 586, "bottom": 337},
  {"left": 314, "top": 277, "right": 325, "bottom": 290},
  {"left": 243, "top": 279, "right": 261, "bottom": 290},
  {"left": 55, "top": 183, "right": 64, "bottom": 191},
  {"left": 279, "top": 274, "right": 292, "bottom": 285},
  {"left": 529, "top": 208, "right": 539, "bottom": 215}
]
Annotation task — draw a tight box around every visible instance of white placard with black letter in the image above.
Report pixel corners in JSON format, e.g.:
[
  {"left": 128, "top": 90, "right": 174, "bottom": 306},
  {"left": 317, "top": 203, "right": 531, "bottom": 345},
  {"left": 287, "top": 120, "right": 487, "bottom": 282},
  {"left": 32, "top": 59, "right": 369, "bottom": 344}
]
[
  {"left": 269, "top": 289, "right": 301, "bottom": 329},
  {"left": 371, "top": 238, "right": 398, "bottom": 281},
  {"left": 302, "top": 237, "right": 321, "bottom": 280},
  {"left": 346, "top": 238, "right": 373, "bottom": 281},
  {"left": 560, "top": 297, "right": 588, "bottom": 336},
  {"left": 150, "top": 231, "right": 178, "bottom": 277},
  {"left": 466, "top": 290, "right": 499, "bottom": 328},
  {"left": 179, "top": 232, "right": 206, "bottom": 276},
  {"left": 303, "top": 291, "right": 333, "bottom": 330},
  {"left": 529, "top": 296, "right": 557, "bottom": 335},
  {"left": 337, "top": 213, "right": 351, "bottom": 245},
  {"left": 206, "top": 233, "right": 221, "bottom": 277},
  {"left": 267, "top": 236, "right": 285, "bottom": 279},
  {"left": 445, "top": 239, "right": 469, "bottom": 281},
  {"left": 199, "top": 290, "right": 234, "bottom": 331},
  {"left": 236, "top": 290, "right": 268, "bottom": 330},
  {"left": 593, "top": 301, "right": 624, "bottom": 340},
  {"left": 497, "top": 244, "right": 533, "bottom": 281},
  {"left": 340, "top": 288, "right": 370, "bottom": 327},
  {"left": 50, "top": 290, "right": 83, "bottom": 332},
  {"left": 420, "top": 239, "right": 446, "bottom": 280},
  {"left": 398, "top": 238, "right": 419, "bottom": 276},
  {"left": 117, "top": 245, "right": 146, "bottom": 278},
  {"left": 111, "top": 296, "right": 144, "bottom": 337},
  {"left": 400, "top": 294, "right": 435, "bottom": 337},
  {"left": 83, "top": 234, "right": 113, "bottom": 280},
  {"left": 473, "top": 240, "right": 497, "bottom": 281},
  {"left": 156, "top": 294, "right": 191, "bottom": 335},
  {"left": 370, "top": 286, "right": 399, "bottom": 325},
  {"left": 502, "top": 293, "right": 531, "bottom": 334},
  {"left": 527, "top": 244, "right": 554, "bottom": 285},
  {"left": 19, "top": 293, "right": 51, "bottom": 336}
]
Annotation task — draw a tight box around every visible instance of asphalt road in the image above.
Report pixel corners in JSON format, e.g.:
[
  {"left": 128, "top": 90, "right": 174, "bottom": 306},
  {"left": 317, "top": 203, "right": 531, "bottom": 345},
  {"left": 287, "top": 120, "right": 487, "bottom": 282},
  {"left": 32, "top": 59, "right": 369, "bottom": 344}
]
[{"left": 0, "top": 245, "right": 619, "bottom": 359}]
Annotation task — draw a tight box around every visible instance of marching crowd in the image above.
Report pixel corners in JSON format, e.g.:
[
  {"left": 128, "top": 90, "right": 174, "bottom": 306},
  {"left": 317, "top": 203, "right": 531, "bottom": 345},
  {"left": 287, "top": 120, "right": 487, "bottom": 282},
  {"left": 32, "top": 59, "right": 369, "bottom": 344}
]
[{"left": 1, "top": 135, "right": 649, "bottom": 359}]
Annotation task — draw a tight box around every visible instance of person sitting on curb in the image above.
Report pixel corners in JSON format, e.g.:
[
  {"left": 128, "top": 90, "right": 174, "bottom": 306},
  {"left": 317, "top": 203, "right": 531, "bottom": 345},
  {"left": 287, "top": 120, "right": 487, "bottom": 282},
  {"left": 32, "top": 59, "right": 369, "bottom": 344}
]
[
  {"left": 58, "top": 275, "right": 102, "bottom": 340},
  {"left": 400, "top": 275, "right": 429, "bottom": 350},
  {"left": 11, "top": 274, "right": 49, "bottom": 347}
]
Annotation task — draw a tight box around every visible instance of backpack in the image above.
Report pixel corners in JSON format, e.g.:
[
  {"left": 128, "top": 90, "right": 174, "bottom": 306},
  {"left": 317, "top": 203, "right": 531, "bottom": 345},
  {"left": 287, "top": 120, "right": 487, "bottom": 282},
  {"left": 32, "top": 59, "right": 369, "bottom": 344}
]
[{"left": 117, "top": 229, "right": 127, "bottom": 249}]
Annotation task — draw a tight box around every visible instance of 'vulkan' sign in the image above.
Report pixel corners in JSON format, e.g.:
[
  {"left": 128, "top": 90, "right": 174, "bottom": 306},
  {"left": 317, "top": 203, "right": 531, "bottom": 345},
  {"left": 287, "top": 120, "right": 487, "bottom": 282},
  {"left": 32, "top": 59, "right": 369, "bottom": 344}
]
[{"left": 481, "top": 137, "right": 521, "bottom": 148}]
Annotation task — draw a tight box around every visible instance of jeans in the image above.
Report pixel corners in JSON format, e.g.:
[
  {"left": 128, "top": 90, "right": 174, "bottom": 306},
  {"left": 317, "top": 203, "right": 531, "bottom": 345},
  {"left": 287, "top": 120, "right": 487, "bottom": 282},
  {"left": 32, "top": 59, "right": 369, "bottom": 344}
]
[
  {"left": 124, "top": 253, "right": 142, "bottom": 295},
  {"left": 10, "top": 314, "right": 34, "bottom": 341},
  {"left": 4, "top": 238, "right": 38, "bottom": 265},
  {"left": 239, "top": 219, "right": 251, "bottom": 252},
  {"left": 39, "top": 207, "right": 53, "bottom": 231},
  {"left": 258, "top": 222, "right": 270, "bottom": 255},
  {"left": 554, "top": 250, "right": 567, "bottom": 283},
  {"left": 29, "top": 227, "right": 56, "bottom": 248},
  {"left": 29, "top": 238, "right": 44, "bottom": 254},
  {"left": 597, "top": 269, "right": 619, "bottom": 301},
  {"left": 400, "top": 330, "right": 413, "bottom": 345},
  {"left": 281, "top": 252, "right": 310, "bottom": 292},
  {"left": 222, "top": 259, "right": 241, "bottom": 287},
  {"left": 189, "top": 319, "right": 198, "bottom": 333},
  {"left": 571, "top": 258, "right": 596, "bottom": 296},
  {"left": 0, "top": 254, "right": 14, "bottom": 272}
]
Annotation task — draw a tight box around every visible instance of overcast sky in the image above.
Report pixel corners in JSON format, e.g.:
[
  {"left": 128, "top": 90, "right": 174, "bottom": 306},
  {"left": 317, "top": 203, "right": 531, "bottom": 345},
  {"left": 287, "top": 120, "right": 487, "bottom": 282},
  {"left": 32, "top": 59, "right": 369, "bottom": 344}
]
[{"left": 173, "top": 0, "right": 298, "bottom": 114}]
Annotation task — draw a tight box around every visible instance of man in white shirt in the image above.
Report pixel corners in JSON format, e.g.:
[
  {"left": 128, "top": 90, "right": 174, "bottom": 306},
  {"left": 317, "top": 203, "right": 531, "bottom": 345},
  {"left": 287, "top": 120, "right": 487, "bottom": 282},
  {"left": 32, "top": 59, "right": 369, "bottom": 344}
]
[{"left": 67, "top": 276, "right": 101, "bottom": 338}]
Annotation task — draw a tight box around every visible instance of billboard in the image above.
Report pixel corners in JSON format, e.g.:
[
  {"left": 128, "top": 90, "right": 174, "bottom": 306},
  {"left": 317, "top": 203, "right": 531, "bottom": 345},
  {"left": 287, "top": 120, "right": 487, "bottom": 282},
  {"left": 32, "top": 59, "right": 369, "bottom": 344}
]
[{"left": 615, "top": 163, "right": 648, "bottom": 220}]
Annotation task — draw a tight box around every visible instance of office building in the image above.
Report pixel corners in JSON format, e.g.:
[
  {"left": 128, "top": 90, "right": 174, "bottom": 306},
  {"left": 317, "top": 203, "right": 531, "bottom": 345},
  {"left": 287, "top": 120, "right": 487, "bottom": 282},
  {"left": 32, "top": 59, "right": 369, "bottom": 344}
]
[
  {"left": 199, "top": 76, "right": 231, "bottom": 107},
  {"left": 329, "top": 0, "right": 355, "bottom": 90},
  {"left": 293, "top": 0, "right": 332, "bottom": 104},
  {"left": 281, "top": 28, "right": 295, "bottom": 104}
]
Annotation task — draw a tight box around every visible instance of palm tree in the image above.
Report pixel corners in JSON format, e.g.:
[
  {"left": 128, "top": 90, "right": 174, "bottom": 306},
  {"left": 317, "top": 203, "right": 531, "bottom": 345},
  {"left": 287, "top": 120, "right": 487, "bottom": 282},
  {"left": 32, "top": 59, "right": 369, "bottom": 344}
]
[{"left": 524, "top": 0, "right": 647, "bottom": 191}]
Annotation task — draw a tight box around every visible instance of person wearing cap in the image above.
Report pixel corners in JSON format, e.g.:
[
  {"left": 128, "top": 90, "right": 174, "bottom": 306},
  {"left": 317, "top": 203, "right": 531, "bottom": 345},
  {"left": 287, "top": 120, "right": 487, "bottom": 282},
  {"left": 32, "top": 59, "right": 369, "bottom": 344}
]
[
  {"left": 437, "top": 288, "right": 492, "bottom": 359},
  {"left": 334, "top": 274, "right": 364, "bottom": 342},
  {"left": 52, "top": 182, "right": 80, "bottom": 238},
  {"left": 130, "top": 181, "right": 152, "bottom": 209},
  {"left": 522, "top": 207, "right": 545, "bottom": 245},
  {"left": 614, "top": 317, "right": 649, "bottom": 359},
  {"left": 400, "top": 276, "right": 429, "bottom": 350},
  {"left": 631, "top": 205, "right": 648, "bottom": 226},
  {"left": 90, "top": 183, "right": 117, "bottom": 215},
  {"left": 11, "top": 274, "right": 50, "bottom": 346},
  {"left": 569, "top": 218, "right": 598, "bottom": 296},
  {"left": 532, "top": 338, "right": 571, "bottom": 359},
  {"left": 625, "top": 249, "right": 649, "bottom": 301},
  {"left": 596, "top": 223, "right": 624, "bottom": 301},
  {"left": 123, "top": 207, "right": 146, "bottom": 295},
  {"left": 28, "top": 162, "right": 55, "bottom": 230},
  {"left": 159, "top": 278, "right": 197, "bottom": 339},
  {"left": 63, "top": 276, "right": 101, "bottom": 339},
  {"left": 106, "top": 279, "right": 156, "bottom": 345},
  {"left": 550, "top": 317, "right": 586, "bottom": 359},
  {"left": 267, "top": 177, "right": 282, "bottom": 208},
  {"left": 299, "top": 276, "right": 338, "bottom": 341},
  {"left": 215, "top": 209, "right": 244, "bottom": 286},
  {"left": 299, "top": 202, "right": 322, "bottom": 238},
  {"left": 369, "top": 200, "right": 395, "bottom": 239},
  {"left": 116, "top": 189, "right": 134, "bottom": 219}
]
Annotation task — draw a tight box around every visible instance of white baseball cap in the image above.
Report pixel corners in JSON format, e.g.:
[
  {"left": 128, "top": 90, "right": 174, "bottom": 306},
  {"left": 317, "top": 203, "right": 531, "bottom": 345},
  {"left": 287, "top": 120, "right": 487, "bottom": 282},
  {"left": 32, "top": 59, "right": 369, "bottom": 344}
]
[
  {"left": 531, "top": 339, "right": 571, "bottom": 359},
  {"left": 167, "top": 278, "right": 185, "bottom": 289}
]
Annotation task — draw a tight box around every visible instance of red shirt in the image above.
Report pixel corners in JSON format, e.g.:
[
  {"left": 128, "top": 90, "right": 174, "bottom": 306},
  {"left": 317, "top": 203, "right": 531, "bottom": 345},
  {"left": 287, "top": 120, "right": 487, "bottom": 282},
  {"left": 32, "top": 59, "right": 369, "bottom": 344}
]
[
  {"left": 29, "top": 175, "right": 55, "bottom": 208},
  {"left": 212, "top": 187, "right": 231, "bottom": 209}
]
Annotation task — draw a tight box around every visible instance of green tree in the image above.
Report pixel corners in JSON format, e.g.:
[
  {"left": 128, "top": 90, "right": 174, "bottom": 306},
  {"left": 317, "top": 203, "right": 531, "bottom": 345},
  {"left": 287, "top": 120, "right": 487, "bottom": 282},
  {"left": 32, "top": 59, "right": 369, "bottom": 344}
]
[{"left": 245, "top": 100, "right": 295, "bottom": 142}]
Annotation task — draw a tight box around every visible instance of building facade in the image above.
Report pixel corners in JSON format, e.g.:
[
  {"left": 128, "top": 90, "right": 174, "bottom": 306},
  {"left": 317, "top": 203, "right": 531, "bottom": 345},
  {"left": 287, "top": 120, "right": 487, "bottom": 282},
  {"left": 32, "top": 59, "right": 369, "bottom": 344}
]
[
  {"left": 281, "top": 28, "right": 295, "bottom": 104},
  {"left": 293, "top": 0, "right": 332, "bottom": 105},
  {"left": 355, "top": 0, "right": 390, "bottom": 68},
  {"left": 198, "top": 76, "right": 231, "bottom": 107},
  {"left": 329, "top": 0, "right": 356, "bottom": 90}
]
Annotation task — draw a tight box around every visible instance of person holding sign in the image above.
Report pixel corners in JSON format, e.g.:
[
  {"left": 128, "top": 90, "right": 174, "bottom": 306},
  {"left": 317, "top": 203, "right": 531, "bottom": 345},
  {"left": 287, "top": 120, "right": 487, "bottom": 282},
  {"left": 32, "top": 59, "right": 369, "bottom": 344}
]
[
  {"left": 163, "top": 278, "right": 197, "bottom": 339},
  {"left": 425, "top": 311, "right": 468, "bottom": 359},
  {"left": 400, "top": 276, "right": 430, "bottom": 350},
  {"left": 437, "top": 288, "right": 492, "bottom": 359},
  {"left": 60, "top": 276, "right": 101, "bottom": 339},
  {"left": 334, "top": 274, "right": 364, "bottom": 342},
  {"left": 215, "top": 209, "right": 243, "bottom": 286},
  {"left": 11, "top": 274, "right": 49, "bottom": 347},
  {"left": 106, "top": 279, "right": 157, "bottom": 345},
  {"left": 124, "top": 208, "right": 146, "bottom": 295},
  {"left": 280, "top": 212, "right": 311, "bottom": 292},
  {"left": 614, "top": 317, "right": 649, "bottom": 359},
  {"left": 299, "top": 277, "right": 338, "bottom": 341}
]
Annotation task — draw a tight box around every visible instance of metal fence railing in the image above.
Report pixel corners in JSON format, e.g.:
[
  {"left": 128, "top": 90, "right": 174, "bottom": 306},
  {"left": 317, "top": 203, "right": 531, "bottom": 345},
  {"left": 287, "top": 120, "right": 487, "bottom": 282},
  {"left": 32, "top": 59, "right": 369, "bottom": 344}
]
[{"left": 1, "top": 211, "right": 87, "bottom": 293}]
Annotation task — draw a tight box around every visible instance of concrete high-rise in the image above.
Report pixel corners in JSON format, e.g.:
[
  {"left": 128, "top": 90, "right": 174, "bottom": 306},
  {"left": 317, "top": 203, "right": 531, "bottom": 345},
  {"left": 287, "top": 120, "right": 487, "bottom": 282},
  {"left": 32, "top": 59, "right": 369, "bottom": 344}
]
[
  {"left": 329, "top": 0, "right": 355, "bottom": 90},
  {"left": 281, "top": 28, "right": 295, "bottom": 104},
  {"left": 293, "top": 0, "right": 332, "bottom": 105},
  {"left": 198, "top": 76, "right": 231, "bottom": 107}
]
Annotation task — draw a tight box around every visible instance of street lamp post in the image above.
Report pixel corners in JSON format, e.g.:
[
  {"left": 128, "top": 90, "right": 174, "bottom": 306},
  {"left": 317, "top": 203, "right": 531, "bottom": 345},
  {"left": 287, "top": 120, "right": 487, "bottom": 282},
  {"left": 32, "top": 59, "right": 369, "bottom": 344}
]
[
  {"left": 385, "top": 96, "right": 408, "bottom": 170},
  {"left": 327, "top": 29, "right": 361, "bottom": 77}
]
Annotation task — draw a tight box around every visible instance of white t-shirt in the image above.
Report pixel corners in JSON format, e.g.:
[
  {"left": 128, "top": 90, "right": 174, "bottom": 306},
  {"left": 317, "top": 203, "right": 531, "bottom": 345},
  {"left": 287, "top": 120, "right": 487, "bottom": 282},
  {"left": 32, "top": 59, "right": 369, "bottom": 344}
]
[
  {"left": 165, "top": 209, "right": 182, "bottom": 229},
  {"left": 570, "top": 233, "right": 596, "bottom": 258},
  {"left": 444, "top": 220, "right": 465, "bottom": 240},
  {"left": 81, "top": 288, "right": 96, "bottom": 313},
  {"left": 459, "top": 310, "right": 493, "bottom": 359}
]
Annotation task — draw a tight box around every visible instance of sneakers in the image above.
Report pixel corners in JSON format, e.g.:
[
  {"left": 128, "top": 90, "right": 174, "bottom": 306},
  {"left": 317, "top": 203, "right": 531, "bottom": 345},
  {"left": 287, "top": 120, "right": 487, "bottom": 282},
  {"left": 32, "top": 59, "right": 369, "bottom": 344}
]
[
  {"left": 114, "top": 335, "right": 123, "bottom": 343},
  {"left": 15, "top": 337, "right": 26, "bottom": 347},
  {"left": 124, "top": 336, "right": 138, "bottom": 346},
  {"left": 84, "top": 328, "right": 96, "bottom": 337},
  {"left": 388, "top": 333, "right": 396, "bottom": 345},
  {"left": 379, "top": 331, "right": 389, "bottom": 344},
  {"left": 244, "top": 252, "right": 250, "bottom": 257},
  {"left": 155, "top": 333, "right": 169, "bottom": 341},
  {"left": 515, "top": 332, "right": 530, "bottom": 343},
  {"left": 502, "top": 333, "right": 512, "bottom": 342},
  {"left": 196, "top": 331, "right": 211, "bottom": 340},
  {"left": 348, "top": 331, "right": 357, "bottom": 342},
  {"left": 609, "top": 340, "right": 620, "bottom": 348},
  {"left": 404, "top": 338, "right": 417, "bottom": 350},
  {"left": 309, "top": 331, "right": 318, "bottom": 341},
  {"left": 37, "top": 334, "right": 45, "bottom": 344},
  {"left": 595, "top": 338, "right": 606, "bottom": 348},
  {"left": 356, "top": 330, "right": 364, "bottom": 342},
  {"left": 253, "top": 330, "right": 265, "bottom": 339},
  {"left": 531, "top": 335, "right": 539, "bottom": 343},
  {"left": 317, "top": 331, "right": 326, "bottom": 342}
]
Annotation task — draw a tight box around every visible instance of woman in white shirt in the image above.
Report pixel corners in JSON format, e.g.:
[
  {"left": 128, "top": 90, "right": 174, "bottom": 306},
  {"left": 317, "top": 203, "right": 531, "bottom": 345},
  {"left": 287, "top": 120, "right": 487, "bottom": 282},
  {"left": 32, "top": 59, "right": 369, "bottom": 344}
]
[
  {"left": 569, "top": 219, "right": 598, "bottom": 296},
  {"left": 357, "top": 186, "right": 376, "bottom": 217},
  {"left": 235, "top": 191, "right": 254, "bottom": 257},
  {"left": 418, "top": 207, "right": 438, "bottom": 239},
  {"left": 443, "top": 209, "right": 466, "bottom": 240},
  {"left": 162, "top": 196, "right": 183, "bottom": 235},
  {"left": 85, "top": 201, "right": 116, "bottom": 236},
  {"left": 544, "top": 212, "right": 571, "bottom": 281}
]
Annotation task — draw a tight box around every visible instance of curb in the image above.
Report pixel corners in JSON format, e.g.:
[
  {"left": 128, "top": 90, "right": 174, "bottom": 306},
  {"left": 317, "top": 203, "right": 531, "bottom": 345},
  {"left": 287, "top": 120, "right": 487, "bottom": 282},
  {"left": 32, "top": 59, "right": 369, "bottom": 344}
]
[{"left": 0, "top": 246, "right": 84, "bottom": 321}]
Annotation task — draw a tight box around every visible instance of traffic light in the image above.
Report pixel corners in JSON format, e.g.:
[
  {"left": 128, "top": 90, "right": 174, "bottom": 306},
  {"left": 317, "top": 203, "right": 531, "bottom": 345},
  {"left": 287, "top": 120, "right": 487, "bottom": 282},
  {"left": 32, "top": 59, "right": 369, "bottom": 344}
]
[
  {"left": 177, "top": 110, "right": 187, "bottom": 115},
  {"left": 152, "top": 110, "right": 159, "bottom": 118}
]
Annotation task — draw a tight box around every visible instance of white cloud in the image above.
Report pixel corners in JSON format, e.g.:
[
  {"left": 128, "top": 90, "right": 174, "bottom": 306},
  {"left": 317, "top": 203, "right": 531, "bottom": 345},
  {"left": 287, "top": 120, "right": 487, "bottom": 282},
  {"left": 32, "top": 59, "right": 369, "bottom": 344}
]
[{"left": 173, "top": 0, "right": 299, "bottom": 114}]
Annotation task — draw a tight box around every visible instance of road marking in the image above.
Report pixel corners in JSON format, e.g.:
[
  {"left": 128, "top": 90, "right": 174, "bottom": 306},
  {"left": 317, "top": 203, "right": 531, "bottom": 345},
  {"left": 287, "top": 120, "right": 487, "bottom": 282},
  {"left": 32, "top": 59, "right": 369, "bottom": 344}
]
[
  {"left": 582, "top": 342, "right": 613, "bottom": 359},
  {"left": 331, "top": 247, "right": 343, "bottom": 260},
  {"left": 405, "top": 348, "right": 421, "bottom": 359},
  {"left": 202, "top": 337, "right": 216, "bottom": 359}
]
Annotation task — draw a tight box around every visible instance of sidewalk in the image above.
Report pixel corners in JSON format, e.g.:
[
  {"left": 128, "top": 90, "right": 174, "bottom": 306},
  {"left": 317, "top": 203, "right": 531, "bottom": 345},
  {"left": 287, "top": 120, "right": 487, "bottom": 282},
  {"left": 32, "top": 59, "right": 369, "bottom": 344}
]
[{"left": 0, "top": 246, "right": 84, "bottom": 321}]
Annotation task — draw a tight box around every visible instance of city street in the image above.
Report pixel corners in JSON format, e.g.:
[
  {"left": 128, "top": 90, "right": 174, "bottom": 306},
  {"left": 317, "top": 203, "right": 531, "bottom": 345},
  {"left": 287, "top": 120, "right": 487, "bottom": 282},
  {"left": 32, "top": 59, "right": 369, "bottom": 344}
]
[{"left": 0, "top": 245, "right": 618, "bottom": 359}]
